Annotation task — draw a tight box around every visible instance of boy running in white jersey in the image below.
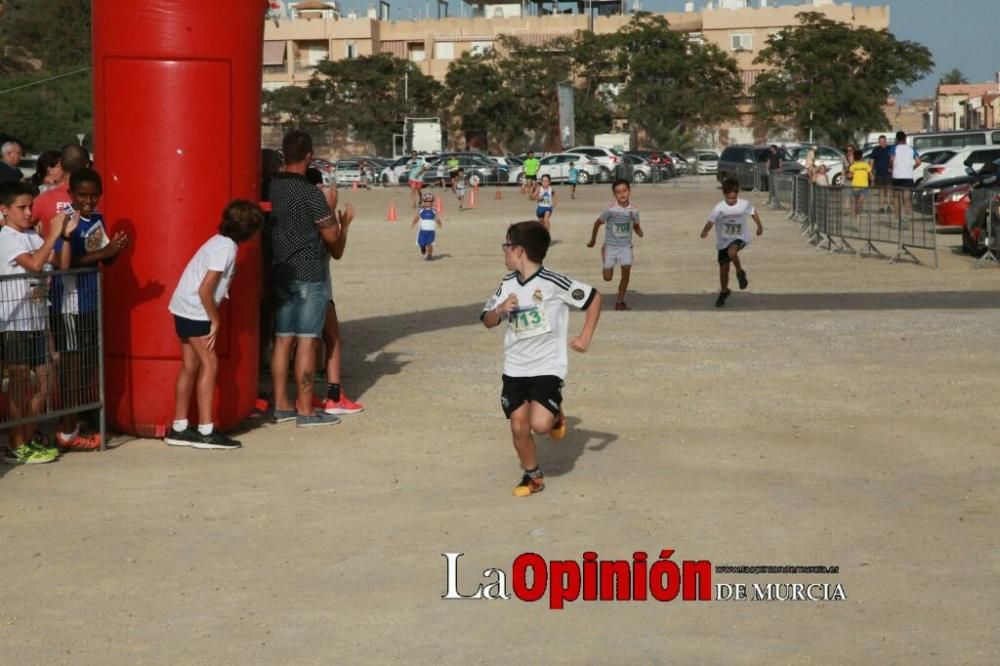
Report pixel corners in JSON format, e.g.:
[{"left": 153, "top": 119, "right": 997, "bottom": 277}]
[
  {"left": 587, "top": 179, "right": 643, "bottom": 311},
  {"left": 701, "top": 178, "right": 763, "bottom": 308},
  {"left": 481, "top": 221, "right": 602, "bottom": 497}
]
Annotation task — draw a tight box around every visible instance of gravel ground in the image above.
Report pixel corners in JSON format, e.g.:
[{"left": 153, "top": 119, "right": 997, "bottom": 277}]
[{"left": 1, "top": 178, "right": 998, "bottom": 665}]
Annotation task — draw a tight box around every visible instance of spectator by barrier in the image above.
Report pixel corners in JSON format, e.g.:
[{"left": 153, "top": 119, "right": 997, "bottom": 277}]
[{"left": 0, "top": 268, "right": 105, "bottom": 456}]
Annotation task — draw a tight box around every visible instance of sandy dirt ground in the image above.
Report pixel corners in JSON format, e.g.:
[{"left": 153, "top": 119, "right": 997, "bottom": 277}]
[{"left": 1, "top": 178, "right": 998, "bottom": 665}]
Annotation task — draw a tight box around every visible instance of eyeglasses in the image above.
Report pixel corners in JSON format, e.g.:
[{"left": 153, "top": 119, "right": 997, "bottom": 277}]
[{"left": 502, "top": 242, "right": 516, "bottom": 251}]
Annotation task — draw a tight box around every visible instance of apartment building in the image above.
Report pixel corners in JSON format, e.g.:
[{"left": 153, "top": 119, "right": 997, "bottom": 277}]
[
  {"left": 262, "top": 0, "right": 889, "bottom": 152},
  {"left": 933, "top": 79, "right": 1000, "bottom": 132}
]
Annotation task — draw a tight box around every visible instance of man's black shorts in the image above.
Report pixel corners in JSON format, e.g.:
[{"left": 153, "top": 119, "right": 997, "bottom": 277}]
[
  {"left": 718, "top": 240, "right": 746, "bottom": 265},
  {"left": 5, "top": 330, "right": 48, "bottom": 368},
  {"left": 524, "top": 175, "right": 537, "bottom": 183},
  {"left": 501, "top": 374, "right": 563, "bottom": 418},
  {"left": 874, "top": 174, "right": 892, "bottom": 187},
  {"left": 891, "top": 178, "right": 914, "bottom": 188}
]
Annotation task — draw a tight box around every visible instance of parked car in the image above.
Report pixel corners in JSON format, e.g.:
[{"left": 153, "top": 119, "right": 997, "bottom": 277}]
[
  {"left": 919, "top": 145, "right": 1000, "bottom": 187},
  {"left": 622, "top": 153, "right": 655, "bottom": 183},
  {"left": 492, "top": 156, "right": 524, "bottom": 185},
  {"left": 667, "top": 151, "right": 690, "bottom": 175},
  {"left": 380, "top": 155, "right": 418, "bottom": 185},
  {"left": 626, "top": 150, "right": 674, "bottom": 179},
  {"left": 333, "top": 159, "right": 364, "bottom": 186},
  {"left": 690, "top": 150, "right": 719, "bottom": 175},
  {"left": 310, "top": 158, "right": 336, "bottom": 187},
  {"left": 420, "top": 154, "right": 510, "bottom": 186},
  {"left": 718, "top": 145, "right": 800, "bottom": 190},
  {"left": 566, "top": 146, "right": 622, "bottom": 181},
  {"left": 17, "top": 154, "right": 38, "bottom": 181},
  {"left": 787, "top": 145, "right": 846, "bottom": 186},
  {"left": 534, "top": 152, "right": 599, "bottom": 184}
]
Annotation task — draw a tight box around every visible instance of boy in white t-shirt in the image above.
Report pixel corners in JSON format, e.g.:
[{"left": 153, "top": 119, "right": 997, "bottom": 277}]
[
  {"left": 701, "top": 178, "right": 763, "bottom": 308},
  {"left": 0, "top": 182, "right": 75, "bottom": 464},
  {"left": 481, "top": 221, "right": 602, "bottom": 497},
  {"left": 587, "top": 179, "right": 644, "bottom": 311},
  {"left": 164, "top": 200, "right": 263, "bottom": 450}
]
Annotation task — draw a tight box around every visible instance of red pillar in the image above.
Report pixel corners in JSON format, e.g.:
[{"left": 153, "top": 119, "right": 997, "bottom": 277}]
[{"left": 92, "top": 1, "right": 266, "bottom": 436}]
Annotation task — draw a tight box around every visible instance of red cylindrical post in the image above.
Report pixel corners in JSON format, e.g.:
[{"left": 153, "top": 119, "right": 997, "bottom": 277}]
[{"left": 92, "top": 1, "right": 266, "bottom": 436}]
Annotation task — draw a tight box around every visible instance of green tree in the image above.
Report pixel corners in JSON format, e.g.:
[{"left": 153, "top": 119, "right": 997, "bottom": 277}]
[
  {"left": 0, "top": 0, "right": 93, "bottom": 150},
  {"left": 262, "top": 80, "right": 327, "bottom": 130},
  {"left": 753, "top": 12, "right": 933, "bottom": 147},
  {"left": 617, "top": 14, "right": 742, "bottom": 149},
  {"left": 443, "top": 51, "right": 520, "bottom": 149},
  {"left": 313, "top": 53, "right": 442, "bottom": 154},
  {"left": 564, "top": 31, "right": 620, "bottom": 145},
  {"left": 939, "top": 68, "right": 968, "bottom": 86}
]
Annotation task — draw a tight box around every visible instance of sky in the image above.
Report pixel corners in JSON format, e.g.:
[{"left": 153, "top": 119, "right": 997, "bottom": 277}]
[{"left": 374, "top": 0, "right": 999, "bottom": 101}]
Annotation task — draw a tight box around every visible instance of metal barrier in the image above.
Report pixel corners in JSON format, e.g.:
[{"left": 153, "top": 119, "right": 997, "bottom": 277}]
[
  {"left": 770, "top": 173, "right": 796, "bottom": 211},
  {"left": 787, "top": 179, "right": 939, "bottom": 268},
  {"left": 1, "top": 268, "right": 106, "bottom": 453}
]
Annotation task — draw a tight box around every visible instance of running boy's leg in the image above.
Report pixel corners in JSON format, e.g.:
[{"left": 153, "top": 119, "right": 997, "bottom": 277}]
[
  {"left": 510, "top": 403, "right": 538, "bottom": 471},
  {"left": 617, "top": 265, "right": 632, "bottom": 305}
]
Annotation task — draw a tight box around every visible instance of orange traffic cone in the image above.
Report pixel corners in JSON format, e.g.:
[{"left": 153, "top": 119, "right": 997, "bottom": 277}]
[
  {"left": 468, "top": 187, "right": 477, "bottom": 209},
  {"left": 495, "top": 187, "right": 503, "bottom": 200},
  {"left": 351, "top": 180, "right": 358, "bottom": 191},
  {"left": 435, "top": 195, "right": 444, "bottom": 215},
  {"left": 386, "top": 201, "right": 398, "bottom": 222}
]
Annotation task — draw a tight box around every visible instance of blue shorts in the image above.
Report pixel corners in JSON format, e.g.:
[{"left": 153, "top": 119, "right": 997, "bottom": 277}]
[
  {"left": 536, "top": 207, "right": 553, "bottom": 218},
  {"left": 417, "top": 229, "right": 436, "bottom": 249},
  {"left": 174, "top": 315, "right": 211, "bottom": 339},
  {"left": 274, "top": 280, "right": 327, "bottom": 338}
]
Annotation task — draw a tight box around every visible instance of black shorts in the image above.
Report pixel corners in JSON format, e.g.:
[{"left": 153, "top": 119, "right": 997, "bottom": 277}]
[
  {"left": 874, "top": 174, "right": 891, "bottom": 187},
  {"left": 501, "top": 374, "right": 563, "bottom": 418},
  {"left": 5, "top": 330, "right": 48, "bottom": 368},
  {"left": 174, "top": 315, "right": 211, "bottom": 339},
  {"left": 718, "top": 240, "right": 746, "bottom": 265},
  {"left": 525, "top": 174, "right": 537, "bottom": 183},
  {"left": 891, "top": 178, "right": 914, "bottom": 188},
  {"left": 52, "top": 312, "right": 99, "bottom": 354}
]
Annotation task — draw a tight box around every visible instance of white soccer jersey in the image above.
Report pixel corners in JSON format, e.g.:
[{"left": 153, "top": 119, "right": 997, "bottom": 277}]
[
  {"left": 707, "top": 198, "right": 755, "bottom": 250},
  {"left": 482, "top": 267, "right": 595, "bottom": 379},
  {"left": 600, "top": 202, "right": 640, "bottom": 247}
]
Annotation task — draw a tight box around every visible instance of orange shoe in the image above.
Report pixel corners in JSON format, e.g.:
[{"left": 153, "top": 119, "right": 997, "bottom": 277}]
[
  {"left": 549, "top": 413, "right": 567, "bottom": 441},
  {"left": 57, "top": 431, "right": 102, "bottom": 451},
  {"left": 512, "top": 473, "right": 545, "bottom": 497},
  {"left": 320, "top": 395, "right": 365, "bottom": 415}
]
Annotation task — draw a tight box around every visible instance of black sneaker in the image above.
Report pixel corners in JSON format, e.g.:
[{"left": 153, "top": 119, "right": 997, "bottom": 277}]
[
  {"left": 737, "top": 270, "right": 749, "bottom": 290},
  {"left": 164, "top": 427, "right": 200, "bottom": 447},
  {"left": 192, "top": 431, "right": 242, "bottom": 450},
  {"left": 715, "top": 290, "right": 731, "bottom": 308}
]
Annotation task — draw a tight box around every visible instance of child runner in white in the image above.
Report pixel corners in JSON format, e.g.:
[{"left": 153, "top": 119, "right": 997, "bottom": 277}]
[
  {"left": 700, "top": 177, "right": 763, "bottom": 308},
  {"left": 587, "top": 178, "right": 644, "bottom": 311},
  {"left": 481, "top": 221, "right": 602, "bottom": 497},
  {"left": 411, "top": 192, "right": 441, "bottom": 261},
  {"left": 453, "top": 168, "right": 467, "bottom": 210},
  {"left": 532, "top": 174, "right": 556, "bottom": 231}
]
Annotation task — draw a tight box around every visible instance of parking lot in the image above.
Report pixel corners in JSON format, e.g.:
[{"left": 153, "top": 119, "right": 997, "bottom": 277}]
[{"left": 2, "top": 179, "right": 998, "bottom": 664}]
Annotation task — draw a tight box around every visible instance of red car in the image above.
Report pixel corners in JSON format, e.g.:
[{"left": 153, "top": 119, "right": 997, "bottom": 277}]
[{"left": 935, "top": 184, "right": 970, "bottom": 227}]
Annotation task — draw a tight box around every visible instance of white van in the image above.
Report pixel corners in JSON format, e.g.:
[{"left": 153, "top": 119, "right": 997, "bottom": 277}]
[{"left": 909, "top": 129, "right": 1000, "bottom": 152}]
